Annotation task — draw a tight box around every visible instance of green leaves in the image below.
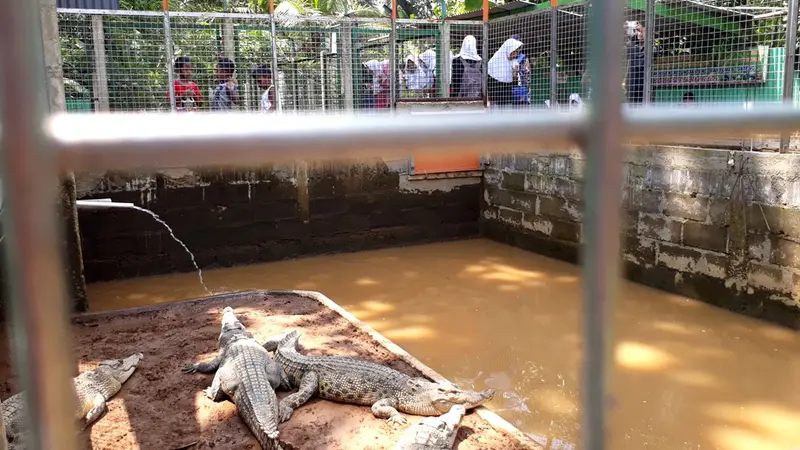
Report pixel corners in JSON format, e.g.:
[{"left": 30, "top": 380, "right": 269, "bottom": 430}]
[{"left": 464, "top": 0, "right": 495, "bottom": 14}]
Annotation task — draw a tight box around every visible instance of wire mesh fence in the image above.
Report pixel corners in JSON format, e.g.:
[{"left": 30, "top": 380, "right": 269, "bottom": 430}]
[
  {"left": 55, "top": 2, "right": 800, "bottom": 147},
  {"left": 487, "top": 11, "right": 551, "bottom": 110},
  {"left": 274, "top": 17, "right": 343, "bottom": 113},
  {"left": 449, "top": 21, "right": 485, "bottom": 99},
  {"left": 395, "top": 20, "right": 441, "bottom": 100},
  {"left": 557, "top": 4, "right": 588, "bottom": 111}
]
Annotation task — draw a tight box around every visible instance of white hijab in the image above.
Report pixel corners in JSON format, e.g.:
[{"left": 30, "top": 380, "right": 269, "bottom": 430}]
[
  {"left": 404, "top": 54, "right": 432, "bottom": 90},
  {"left": 365, "top": 59, "right": 381, "bottom": 73},
  {"left": 458, "top": 35, "right": 481, "bottom": 61},
  {"left": 488, "top": 38, "right": 522, "bottom": 83},
  {"left": 420, "top": 49, "right": 437, "bottom": 75}
]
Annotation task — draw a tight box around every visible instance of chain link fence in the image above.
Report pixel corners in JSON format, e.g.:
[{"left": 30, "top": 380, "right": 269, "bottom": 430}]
[{"left": 56, "top": 2, "right": 800, "bottom": 148}]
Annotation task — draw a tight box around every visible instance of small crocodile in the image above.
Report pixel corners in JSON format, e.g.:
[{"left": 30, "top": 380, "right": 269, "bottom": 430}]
[
  {"left": 264, "top": 331, "right": 495, "bottom": 425},
  {"left": 393, "top": 404, "right": 466, "bottom": 450},
  {"left": 183, "top": 307, "right": 285, "bottom": 450},
  {"left": 2, "top": 352, "right": 143, "bottom": 450}
]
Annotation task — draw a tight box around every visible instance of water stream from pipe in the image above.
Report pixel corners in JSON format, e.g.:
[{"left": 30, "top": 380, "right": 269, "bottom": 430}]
[{"left": 130, "top": 206, "right": 210, "bottom": 294}]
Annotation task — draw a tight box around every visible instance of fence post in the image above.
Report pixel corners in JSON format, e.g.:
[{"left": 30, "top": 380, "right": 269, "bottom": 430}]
[
  {"left": 550, "top": 5, "right": 558, "bottom": 108},
  {"left": 390, "top": 3, "right": 397, "bottom": 109},
  {"left": 269, "top": 17, "right": 282, "bottom": 113},
  {"left": 781, "top": 0, "right": 799, "bottom": 152},
  {"left": 339, "top": 21, "right": 354, "bottom": 111},
  {"left": 441, "top": 21, "right": 451, "bottom": 98},
  {"left": 482, "top": 0, "right": 489, "bottom": 106},
  {"left": 643, "top": 0, "right": 655, "bottom": 105},
  {"left": 90, "top": 15, "right": 109, "bottom": 111},
  {"left": 163, "top": 12, "right": 176, "bottom": 112}
]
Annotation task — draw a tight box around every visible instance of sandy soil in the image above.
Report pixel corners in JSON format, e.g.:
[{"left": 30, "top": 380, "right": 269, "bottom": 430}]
[{"left": 0, "top": 291, "right": 528, "bottom": 450}]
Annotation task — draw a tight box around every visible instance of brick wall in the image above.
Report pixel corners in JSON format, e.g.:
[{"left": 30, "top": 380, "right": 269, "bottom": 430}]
[
  {"left": 481, "top": 147, "right": 800, "bottom": 329},
  {"left": 76, "top": 159, "right": 480, "bottom": 282}
]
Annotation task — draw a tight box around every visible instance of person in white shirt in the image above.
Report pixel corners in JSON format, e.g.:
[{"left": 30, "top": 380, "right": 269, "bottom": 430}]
[{"left": 252, "top": 64, "right": 275, "bottom": 113}]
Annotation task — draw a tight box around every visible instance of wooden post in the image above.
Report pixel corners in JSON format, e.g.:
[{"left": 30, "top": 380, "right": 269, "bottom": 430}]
[{"left": 91, "top": 15, "right": 110, "bottom": 111}]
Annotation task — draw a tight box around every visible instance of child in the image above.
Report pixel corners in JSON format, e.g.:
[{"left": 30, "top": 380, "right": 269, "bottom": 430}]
[
  {"left": 168, "top": 55, "right": 203, "bottom": 111},
  {"left": 252, "top": 64, "right": 275, "bottom": 113},
  {"left": 210, "top": 57, "right": 242, "bottom": 111}
]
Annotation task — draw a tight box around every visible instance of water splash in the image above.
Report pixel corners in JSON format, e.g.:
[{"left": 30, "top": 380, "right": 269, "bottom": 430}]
[{"left": 130, "top": 206, "right": 210, "bottom": 294}]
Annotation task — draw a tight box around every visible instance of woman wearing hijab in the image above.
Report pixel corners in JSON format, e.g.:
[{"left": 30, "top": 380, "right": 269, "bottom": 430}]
[
  {"left": 487, "top": 38, "right": 523, "bottom": 106},
  {"left": 402, "top": 54, "right": 433, "bottom": 96},
  {"left": 451, "top": 35, "right": 483, "bottom": 99}
]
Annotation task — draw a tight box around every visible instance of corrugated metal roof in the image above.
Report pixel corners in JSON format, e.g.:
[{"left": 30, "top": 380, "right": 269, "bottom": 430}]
[
  {"left": 57, "top": 0, "right": 120, "bottom": 9},
  {"left": 447, "top": 1, "right": 536, "bottom": 21}
]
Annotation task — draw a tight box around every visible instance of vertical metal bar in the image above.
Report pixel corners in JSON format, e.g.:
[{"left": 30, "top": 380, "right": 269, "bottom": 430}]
[
  {"left": 390, "top": 19, "right": 397, "bottom": 109},
  {"left": 582, "top": 0, "right": 624, "bottom": 447},
  {"left": 270, "top": 19, "right": 282, "bottom": 113},
  {"left": 0, "top": 403, "right": 6, "bottom": 450},
  {"left": 643, "top": 0, "right": 655, "bottom": 105},
  {"left": 780, "top": 0, "right": 799, "bottom": 152},
  {"left": 550, "top": 6, "right": 558, "bottom": 108},
  {"left": 0, "top": 0, "right": 78, "bottom": 449},
  {"left": 164, "top": 12, "right": 176, "bottom": 112},
  {"left": 482, "top": 22, "right": 489, "bottom": 106},
  {"left": 320, "top": 50, "right": 326, "bottom": 112},
  {"left": 91, "top": 15, "right": 110, "bottom": 111},
  {"left": 441, "top": 21, "right": 451, "bottom": 98}
]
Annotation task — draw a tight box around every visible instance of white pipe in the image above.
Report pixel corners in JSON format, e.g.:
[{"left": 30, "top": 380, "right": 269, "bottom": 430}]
[{"left": 75, "top": 200, "right": 135, "bottom": 209}]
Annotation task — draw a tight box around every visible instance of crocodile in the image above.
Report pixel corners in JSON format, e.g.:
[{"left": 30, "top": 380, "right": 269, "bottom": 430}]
[
  {"left": 2, "top": 352, "right": 143, "bottom": 450},
  {"left": 392, "top": 404, "right": 466, "bottom": 450},
  {"left": 183, "top": 307, "right": 285, "bottom": 450},
  {"left": 263, "top": 330, "right": 495, "bottom": 425}
]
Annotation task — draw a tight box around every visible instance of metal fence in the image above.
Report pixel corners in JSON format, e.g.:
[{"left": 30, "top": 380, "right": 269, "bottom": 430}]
[
  {"left": 57, "top": 1, "right": 800, "bottom": 119},
  {"left": 7, "top": 0, "right": 800, "bottom": 449}
]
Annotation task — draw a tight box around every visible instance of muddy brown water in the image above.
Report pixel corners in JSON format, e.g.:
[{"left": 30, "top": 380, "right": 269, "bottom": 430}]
[{"left": 86, "top": 239, "right": 800, "bottom": 450}]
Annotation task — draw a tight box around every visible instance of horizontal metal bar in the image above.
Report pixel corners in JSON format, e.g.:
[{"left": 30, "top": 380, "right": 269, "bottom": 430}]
[
  {"left": 51, "top": 111, "right": 580, "bottom": 172},
  {"left": 57, "top": 8, "right": 163, "bottom": 16},
  {"left": 168, "top": 10, "right": 271, "bottom": 19},
  {"left": 48, "top": 104, "right": 800, "bottom": 173}
]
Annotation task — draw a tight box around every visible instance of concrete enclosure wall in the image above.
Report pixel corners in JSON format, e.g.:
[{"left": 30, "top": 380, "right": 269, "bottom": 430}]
[
  {"left": 76, "top": 159, "right": 480, "bottom": 282},
  {"left": 481, "top": 147, "right": 800, "bottom": 329}
]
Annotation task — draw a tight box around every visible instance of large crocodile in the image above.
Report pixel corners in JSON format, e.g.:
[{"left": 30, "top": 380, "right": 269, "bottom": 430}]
[
  {"left": 393, "top": 404, "right": 466, "bottom": 450},
  {"left": 2, "top": 352, "right": 143, "bottom": 450},
  {"left": 183, "top": 307, "right": 285, "bottom": 450},
  {"left": 264, "top": 331, "right": 495, "bottom": 425}
]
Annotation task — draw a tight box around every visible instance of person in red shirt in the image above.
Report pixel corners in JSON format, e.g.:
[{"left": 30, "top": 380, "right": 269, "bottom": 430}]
[{"left": 167, "top": 56, "right": 203, "bottom": 111}]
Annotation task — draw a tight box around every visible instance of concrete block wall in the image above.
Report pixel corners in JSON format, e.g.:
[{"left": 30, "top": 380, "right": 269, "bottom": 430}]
[
  {"left": 76, "top": 159, "right": 481, "bottom": 282},
  {"left": 481, "top": 147, "right": 800, "bottom": 329}
]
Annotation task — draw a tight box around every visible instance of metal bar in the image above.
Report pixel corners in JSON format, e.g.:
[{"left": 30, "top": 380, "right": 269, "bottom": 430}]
[
  {"left": 164, "top": 12, "right": 176, "bottom": 112},
  {"left": 550, "top": 6, "right": 558, "bottom": 108},
  {"left": 441, "top": 21, "right": 451, "bottom": 98},
  {"left": 269, "top": 18, "right": 282, "bottom": 114},
  {"left": 780, "top": 0, "right": 799, "bottom": 152},
  {"left": 57, "top": 8, "right": 164, "bottom": 16},
  {"left": 482, "top": 22, "right": 489, "bottom": 106},
  {"left": 91, "top": 15, "right": 110, "bottom": 111},
  {"left": 390, "top": 18, "right": 397, "bottom": 108},
  {"left": 582, "top": 0, "right": 625, "bottom": 446},
  {"left": 46, "top": 104, "right": 800, "bottom": 173},
  {"left": 320, "top": 51, "right": 326, "bottom": 112},
  {"left": 643, "top": 0, "right": 655, "bottom": 105},
  {"left": 0, "top": 1, "right": 78, "bottom": 450}
]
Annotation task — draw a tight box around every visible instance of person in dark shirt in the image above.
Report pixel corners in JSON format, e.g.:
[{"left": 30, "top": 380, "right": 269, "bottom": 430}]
[
  {"left": 626, "top": 22, "right": 646, "bottom": 105},
  {"left": 210, "top": 57, "right": 242, "bottom": 111}
]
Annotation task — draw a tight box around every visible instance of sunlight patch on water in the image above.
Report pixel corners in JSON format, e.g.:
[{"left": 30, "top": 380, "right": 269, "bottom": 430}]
[
  {"left": 381, "top": 325, "right": 436, "bottom": 341},
  {"left": 616, "top": 341, "right": 676, "bottom": 371}
]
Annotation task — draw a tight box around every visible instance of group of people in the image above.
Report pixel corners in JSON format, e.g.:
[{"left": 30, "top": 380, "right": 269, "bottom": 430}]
[
  {"left": 167, "top": 55, "right": 276, "bottom": 113},
  {"left": 359, "top": 34, "right": 533, "bottom": 109}
]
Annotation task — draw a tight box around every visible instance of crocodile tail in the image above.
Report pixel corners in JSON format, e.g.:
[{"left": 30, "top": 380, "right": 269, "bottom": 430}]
[
  {"left": 278, "top": 330, "right": 302, "bottom": 351},
  {"left": 233, "top": 387, "right": 283, "bottom": 450}
]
